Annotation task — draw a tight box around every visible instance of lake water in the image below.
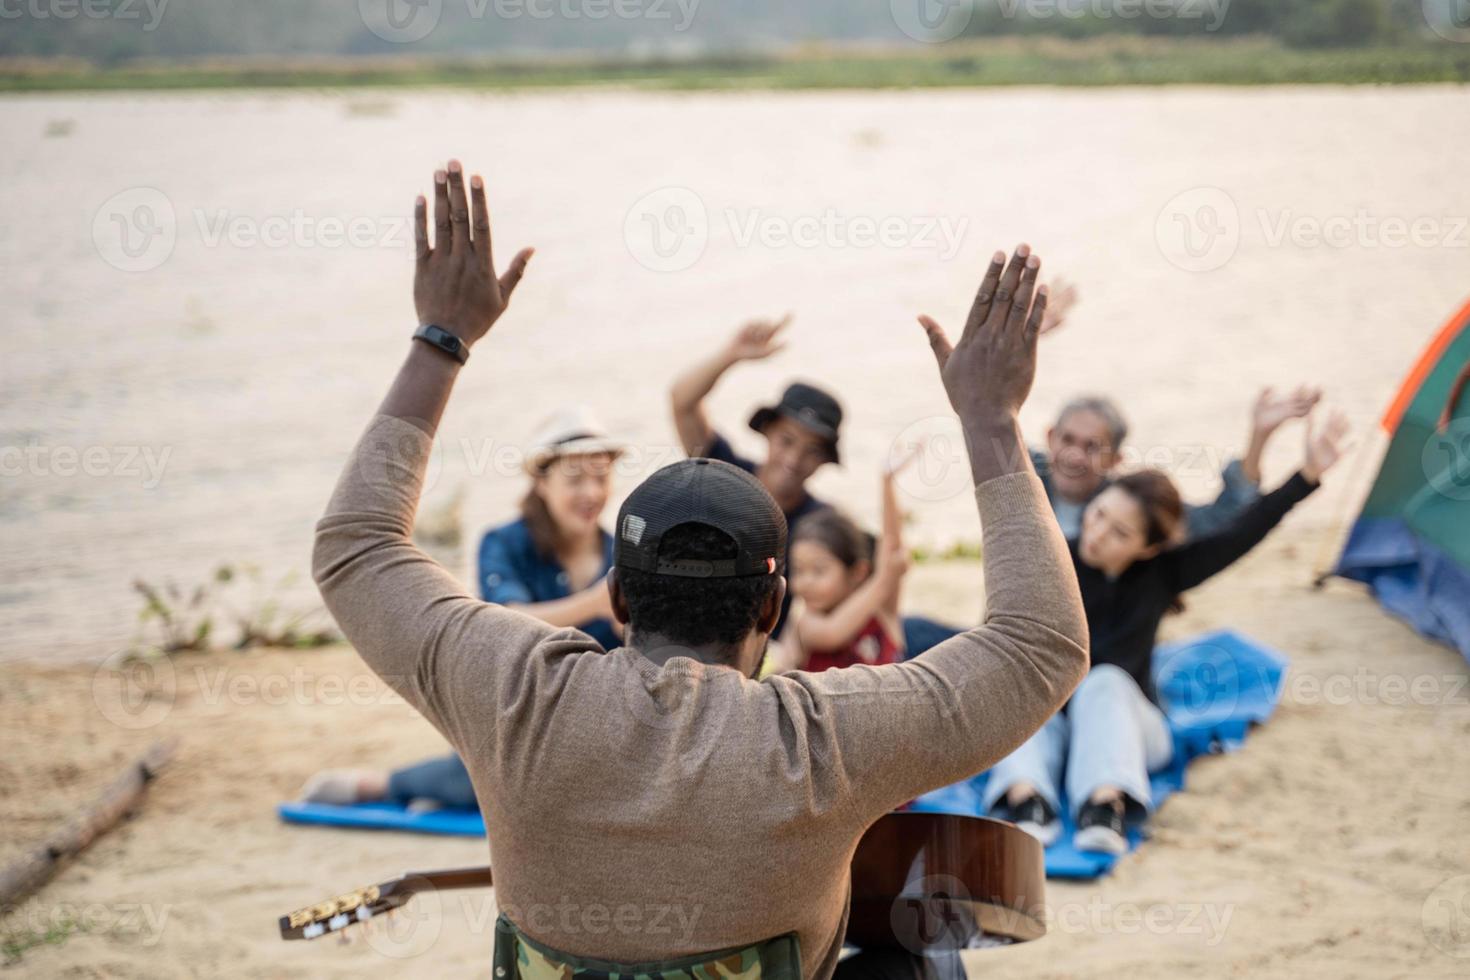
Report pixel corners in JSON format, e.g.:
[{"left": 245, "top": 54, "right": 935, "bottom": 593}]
[{"left": 2, "top": 85, "right": 1467, "bottom": 662}]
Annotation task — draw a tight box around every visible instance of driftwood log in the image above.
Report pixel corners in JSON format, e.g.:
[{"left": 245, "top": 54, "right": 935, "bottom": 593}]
[{"left": 0, "top": 739, "right": 177, "bottom": 907}]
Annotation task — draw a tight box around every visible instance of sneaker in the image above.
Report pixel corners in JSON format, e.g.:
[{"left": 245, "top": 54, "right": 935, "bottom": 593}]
[
  {"left": 297, "top": 769, "right": 380, "bottom": 805},
  {"left": 1001, "top": 795, "right": 1061, "bottom": 847},
  {"left": 1074, "top": 800, "right": 1128, "bottom": 855}
]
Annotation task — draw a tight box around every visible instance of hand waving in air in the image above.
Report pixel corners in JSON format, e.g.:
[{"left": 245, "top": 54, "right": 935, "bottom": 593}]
[
  {"left": 725, "top": 315, "right": 792, "bottom": 363},
  {"left": 413, "top": 160, "right": 534, "bottom": 349},
  {"left": 1038, "top": 277, "right": 1078, "bottom": 337},
  {"left": 918, "top": 245, "right": 1049, "bottom": 430},
  {"left": 1301, "top": 408, "right": 1352, "bottom": 485},
  {"left": 1253, "top": 385, "right": 1323, "bottom": 437}
]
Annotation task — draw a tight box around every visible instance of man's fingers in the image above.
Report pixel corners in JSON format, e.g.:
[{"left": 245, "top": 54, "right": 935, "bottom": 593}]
[
  {"left": 447, "top": 160, "right": 471, "bottom": 255},
  {"left": 1023, "top": 284, "right": 1050, "bottom": 346},
  {"left": 499, "top": 247, "right": 535, "bottom": 301},
  {"left": 961, "top": 251, "right": 1006, "bottom": 346},
  {"left": 470, "top": 174, "right": 494, "bottom": 274},
  {"left": 414, "top": 195, "right": 430, "bottom": 263},
  {"left": 433, "top": 169, "right": 451, "bottom": 253},
  {"left": 1006, "top": 255, "right": 1042, "bottom": 337},
  {"left": 918, "top": 315, "right": 953, "bottom": 370},
  {"left": 985, "top": 244, "right": 1031, "bottom": 331}
]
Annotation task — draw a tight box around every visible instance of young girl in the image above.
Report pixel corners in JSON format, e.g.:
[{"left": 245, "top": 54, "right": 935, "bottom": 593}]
[
  {"left": 987, "top": 409, "right": 1351, "bottom": 854},
  {"left": 772, "top": 448, "right": 939, "bottom": 672}
]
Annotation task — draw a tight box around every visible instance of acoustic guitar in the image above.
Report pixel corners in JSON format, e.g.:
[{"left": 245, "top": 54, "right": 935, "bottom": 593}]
[{"left": 279, "top": 812, "right": 1044, "bottom": 951}]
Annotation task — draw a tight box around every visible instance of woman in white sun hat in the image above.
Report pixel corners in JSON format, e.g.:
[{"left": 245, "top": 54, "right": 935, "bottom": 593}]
[{"left": 299, "top": 406, "right": 627, "bottom": 810}]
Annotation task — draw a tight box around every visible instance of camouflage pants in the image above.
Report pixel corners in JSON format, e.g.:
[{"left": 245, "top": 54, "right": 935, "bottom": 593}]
[{"left": 492, "top": 914, "right": 802, "bottom": 980}]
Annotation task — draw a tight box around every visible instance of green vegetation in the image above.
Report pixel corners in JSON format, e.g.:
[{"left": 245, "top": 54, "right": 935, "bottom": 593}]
[
  {"left": 129, "top": 564, "right": 337, "bottom": 659},
  {"left": 4, "top": 36, "right": 1470, "bottom": 92},
  {"left": 2, "top": 916, "right": 84, "bottom": 966}
]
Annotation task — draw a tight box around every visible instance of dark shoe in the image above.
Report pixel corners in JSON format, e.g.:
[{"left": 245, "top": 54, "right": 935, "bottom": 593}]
[
  {"left": 1075, "top": 800, "right": 1128, "bottom": 855},
  {"left": 1000, "top": 794, "right": 1060, "bottom": 847}
]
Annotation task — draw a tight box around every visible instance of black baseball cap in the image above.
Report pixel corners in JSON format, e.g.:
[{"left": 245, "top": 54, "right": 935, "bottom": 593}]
[
  {"left": 614, "top": 459, "right": 787, "bottom": 579},
  {"left": 748, "top": 382, "right": 843, "bottom": 464}
]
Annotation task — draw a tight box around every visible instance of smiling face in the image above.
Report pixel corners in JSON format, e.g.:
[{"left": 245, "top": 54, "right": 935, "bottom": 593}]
[
  {"left": 759, "top": 416, "right": 832, "bottom": 502},
  {"left": 1046, "top": 408, "right": 1120, "bottom": 504},
  {"left": 789, "top": 538, "right": 868, "bottom": 615},
  {"left": 534, "top": 452, "right": 615, "bottom": 540},
  {"left": 1079, "top": 485, "right": 1155, "bottom": 576}
]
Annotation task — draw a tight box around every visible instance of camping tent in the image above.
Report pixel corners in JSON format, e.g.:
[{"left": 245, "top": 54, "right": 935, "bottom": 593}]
[{"left": 1335, "top": 299, "right": 1470, "bottom": 662}]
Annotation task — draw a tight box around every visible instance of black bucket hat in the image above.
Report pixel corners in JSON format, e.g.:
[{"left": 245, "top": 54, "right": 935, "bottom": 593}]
[{"left": 748, "top": 382, "right": 843, "bottom": 464}]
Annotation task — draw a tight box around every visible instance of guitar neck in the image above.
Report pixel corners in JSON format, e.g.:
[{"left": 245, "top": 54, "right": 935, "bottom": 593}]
[{"left": 409, "top": 866, "right": 494, "bottom": 892}]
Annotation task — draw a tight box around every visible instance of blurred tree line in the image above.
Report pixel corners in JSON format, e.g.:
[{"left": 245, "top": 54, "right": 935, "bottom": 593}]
[
  {"left": 964, "top": 0, "right": 1435, "bottom": 49},
  {"left": 0, "top": 0, "right": 1455, "bottom": 65}
]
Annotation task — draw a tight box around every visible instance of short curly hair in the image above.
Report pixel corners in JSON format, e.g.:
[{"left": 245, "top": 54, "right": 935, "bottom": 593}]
[{"left": 618, "top": 522, "right": 781, "bottom": 650}]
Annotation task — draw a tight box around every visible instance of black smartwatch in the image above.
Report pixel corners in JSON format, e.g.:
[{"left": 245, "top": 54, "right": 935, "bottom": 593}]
[{"left": 413, "top": 324, "right": 469, "bottom": 365}]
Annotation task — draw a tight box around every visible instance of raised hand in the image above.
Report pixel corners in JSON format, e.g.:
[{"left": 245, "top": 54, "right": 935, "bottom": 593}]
[
  {"left": 725, "top": 315, "right": 792, "bottom": 363},
  {"left": 414, "top": 160, "right": 534, "bottom": 349},
  {"left": 1039, "top": 277, "right": 1078, "bottom": 337},
  {"left": 883, "top": 437, "right": 926, "bottom": 478},
  {"left": 1253, "top": 385, "right": 1323, "bottom": 436},
  {"left": 1301, "top": 408, "right": 1352, "bottom": 484},
  {"left": 918, "top": 245, "right": 1048, "bottom": 432}
]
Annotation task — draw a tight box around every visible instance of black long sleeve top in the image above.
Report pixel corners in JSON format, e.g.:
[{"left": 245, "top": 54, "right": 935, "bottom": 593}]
[{"left": 1072, "top": 472, "right": 1319, "bottom": 704}]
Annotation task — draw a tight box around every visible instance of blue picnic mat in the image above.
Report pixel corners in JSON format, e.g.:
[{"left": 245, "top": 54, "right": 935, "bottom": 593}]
[
  {"left": 278, "top": 629, "right": 1287, "bottom": 880},
  {"left": 277, "top": 799, "right": 485, "bottom": 836},
  {"left": 910, "top": 629, "right": 1288, "bottom": 879}
]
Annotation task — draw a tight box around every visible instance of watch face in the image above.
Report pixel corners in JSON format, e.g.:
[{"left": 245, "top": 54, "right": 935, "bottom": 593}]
[{"left": 442, "top": 334, "right": 460, "bottom": 351}]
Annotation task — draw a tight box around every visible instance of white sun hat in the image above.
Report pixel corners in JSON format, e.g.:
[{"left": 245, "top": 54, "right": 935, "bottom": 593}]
[{"left": 523, "top": 405, "right": 628, "bottom": 475}]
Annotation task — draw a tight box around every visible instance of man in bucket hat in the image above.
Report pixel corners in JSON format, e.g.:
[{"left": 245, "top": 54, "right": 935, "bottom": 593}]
[{"left": 670, "top": 316, "right": 841, "bottom": 532}]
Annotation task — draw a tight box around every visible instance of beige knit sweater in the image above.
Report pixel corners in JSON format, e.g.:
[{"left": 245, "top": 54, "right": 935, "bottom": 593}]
[{"left": 313, "top": 413, "right": 1088, "bottom": 980}]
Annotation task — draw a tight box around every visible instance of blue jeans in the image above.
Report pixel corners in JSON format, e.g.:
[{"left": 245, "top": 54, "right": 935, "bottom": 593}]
[
  {"left": 901, "top": 616, "right": 963, "bottom": 660},
  {"left": 387, "top": 753, "right": 478, "bottom": 810},
  {"left": 981, "top": 665, "right": 1173, "bottom": 821}
]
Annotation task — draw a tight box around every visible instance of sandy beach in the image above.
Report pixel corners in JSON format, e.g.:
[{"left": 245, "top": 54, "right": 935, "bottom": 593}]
[{"left": 4, "top": 520, "right": 1470, "bottom": 976}]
